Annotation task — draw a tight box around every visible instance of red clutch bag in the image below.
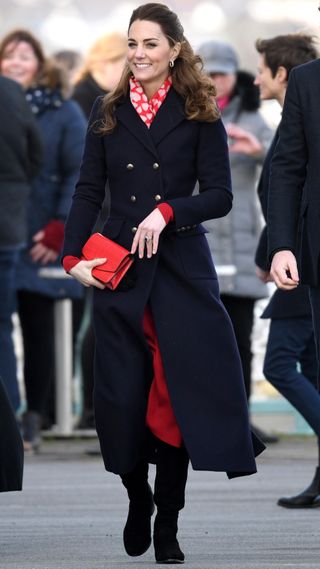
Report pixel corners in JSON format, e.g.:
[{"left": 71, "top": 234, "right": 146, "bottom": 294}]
[{"left": 82, "top": 233, "right": 134, "bottom": 290}]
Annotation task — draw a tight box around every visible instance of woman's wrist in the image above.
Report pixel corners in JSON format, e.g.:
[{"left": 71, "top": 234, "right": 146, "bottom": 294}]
[
  {"left": 63, "top": 255, "right": 81, "bottom": 273},
  {"left": 156, "top": 203, "right": 174, "bottom": 224}
]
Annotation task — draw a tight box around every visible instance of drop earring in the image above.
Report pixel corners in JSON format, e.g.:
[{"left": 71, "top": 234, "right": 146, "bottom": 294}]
[{"left": 169, "top": 59, "right": 174, "bottom": 68}]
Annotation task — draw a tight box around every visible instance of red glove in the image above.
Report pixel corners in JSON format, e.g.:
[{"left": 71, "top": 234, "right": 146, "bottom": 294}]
[{"left": 42, "top": 220, "right": 65, "bottom": 253}]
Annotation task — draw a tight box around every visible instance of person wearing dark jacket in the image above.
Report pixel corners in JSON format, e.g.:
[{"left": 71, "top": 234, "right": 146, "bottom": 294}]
[
  {"left": 62, "top": 4, "right": 264, "bottom": 563},
  {"left": 267, "top": 8, "right": 320, "bottom": 510},
  {"left": 0, "top": 75, "right": 42, "bottom": 413},
  {"left": 0, "top": 29, "right": 86, "bottom": 451},
  {"left": 254, "top": 33, "right": 320, "bottom": 508},
  {"left": 0, "top": 75, "right": 41, "bottom": 491},
  {"left": 197, "top": 40, "right": 274, "bottom": 443}
]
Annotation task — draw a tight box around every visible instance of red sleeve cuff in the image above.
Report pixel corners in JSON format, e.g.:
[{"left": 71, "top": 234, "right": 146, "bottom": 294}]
[
  {"left": 42, "top": 220, "right": 65, "bottom": 253},
  {"left": 63, "top": 255, "right": 81, "bottom": 273},
  {"left": 157, "top": 203, "right": 174, "bottom": 224}
]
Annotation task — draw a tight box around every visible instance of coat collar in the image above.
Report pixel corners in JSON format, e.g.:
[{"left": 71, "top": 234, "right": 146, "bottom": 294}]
[
  {"left": 149, "top": 87, "right": 186, "bottom": 146},
  {"left": 115, "top": 87, "right": 186, "bottom": 158}
]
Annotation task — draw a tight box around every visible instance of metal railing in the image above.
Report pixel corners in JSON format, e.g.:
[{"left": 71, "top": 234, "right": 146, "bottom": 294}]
[{"left": 39, "top": 268, "right": 73, "bottom": 435}]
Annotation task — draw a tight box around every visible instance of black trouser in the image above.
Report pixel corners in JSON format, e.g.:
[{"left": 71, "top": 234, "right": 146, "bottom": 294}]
[
  {"left": 121, "top": 440, "right": 189, "bottom": 515},
  {"left": 220, "top": 294, "right": 255, "bottom": 400},
  {"left": 17, "top": 291, "right": 55, "bottom": 414},
  {"left": 0, "top": 374, "right": 23, "bottom": 491},
  {"left": 80, "top": 322, "right": 95, "bottom": 416},
  {"left": 18, "top": 291, "right": 83, "bottom": 417}
]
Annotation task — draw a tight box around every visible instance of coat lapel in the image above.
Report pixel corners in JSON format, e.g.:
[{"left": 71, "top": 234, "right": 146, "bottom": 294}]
[
  {"left": 115, "top": 96, "right": 158, "bottom": 158},
  {"left": 149, "top": 88, "right": 186, "bottom": 147},
  {"left": 115, "top": 89, "right": 186, "bottom": 155}
]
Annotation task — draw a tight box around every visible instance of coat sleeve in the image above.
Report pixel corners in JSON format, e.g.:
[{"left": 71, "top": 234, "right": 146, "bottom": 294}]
[
  {"left": 255, "top": 225, "right": 269, "bottom": 271},
  {"left": 165, "top": 118, "right": 232, "bottom": 227},
  {"left": 267, "top": 69, "right": 307, "bottom": 259},
  {"left": 255, "top": 131, "right": 279, "bottom": 271},
  {"left": 25, "top": 110, "right": 43, "bottom": 180},
  {"left": 254, "top": 112, "right": 274, "bottom": 166},
  {"left": 62, "top": 97, "right": 108, "bottom": 258},
  {"left": 55, "top": 101, "right": 87, "bottom": 220}
]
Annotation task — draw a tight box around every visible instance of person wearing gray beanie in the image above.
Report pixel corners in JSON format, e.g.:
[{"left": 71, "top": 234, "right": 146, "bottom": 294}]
[{"left": 197, "top": 40, "right": 275, "bottom": 443}]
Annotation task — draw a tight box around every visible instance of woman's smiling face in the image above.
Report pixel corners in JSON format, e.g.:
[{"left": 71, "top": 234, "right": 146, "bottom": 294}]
[
  {"left": 1, "top": 40, "right": 39, "bottom": 88},
  {"left": 127, "top": 19, "right": 180, "bottom": 98}
]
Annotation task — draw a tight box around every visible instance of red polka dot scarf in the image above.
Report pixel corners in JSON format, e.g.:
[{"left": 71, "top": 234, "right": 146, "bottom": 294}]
[{"left": 129, "top": 76, "right": 172, "bottom": 128}]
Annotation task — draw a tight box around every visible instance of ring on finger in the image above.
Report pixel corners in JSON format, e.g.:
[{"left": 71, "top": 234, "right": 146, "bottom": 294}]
[{"left": 145, "top": 234, "right": 152, "bottom": 242}]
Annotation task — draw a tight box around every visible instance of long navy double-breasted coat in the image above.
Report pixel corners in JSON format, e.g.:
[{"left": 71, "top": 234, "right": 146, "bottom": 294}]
[{"left": 63, "top": 88, "right": 265, "bottom": 477}]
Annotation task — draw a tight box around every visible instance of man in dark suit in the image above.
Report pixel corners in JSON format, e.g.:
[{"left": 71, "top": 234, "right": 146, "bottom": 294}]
[
  {"left": 254, "top": 34, "right": 320, "bottom": 508},
  {"left": 268, "top": 20, "right": 320, "bottom": 344},
  {"left": 268, "top": 6, "right": 320, "bottom": 277},
  {"left": 0, "top": 75, "right": 42, "bottom": 490},
  {"left": 268, "top": 5, "right": 320, "bottom": 507}
]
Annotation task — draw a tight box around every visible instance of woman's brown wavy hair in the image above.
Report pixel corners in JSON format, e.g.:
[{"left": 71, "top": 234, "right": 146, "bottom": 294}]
[{"left": 98, "top": 2, "right": 220, "bottom": 135}]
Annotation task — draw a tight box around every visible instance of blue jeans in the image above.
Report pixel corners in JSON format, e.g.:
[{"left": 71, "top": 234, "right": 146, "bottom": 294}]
[
  {"left": 263, "top": 315, "right": 320, "bottom": 437},
  {"left": 0, "top": 249, "right": 21, "bottom": 411}
]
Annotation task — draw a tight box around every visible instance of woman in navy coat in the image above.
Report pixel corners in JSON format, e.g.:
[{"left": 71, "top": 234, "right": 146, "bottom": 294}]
[{"left": 63, "top": 3, "right": 264, "bottom": 563}]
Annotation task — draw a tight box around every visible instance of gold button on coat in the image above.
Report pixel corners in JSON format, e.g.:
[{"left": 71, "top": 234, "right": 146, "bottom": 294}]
[
  {"left": 131, "top": 226, "right": 138, "bottom": 234},
  {"left": 130, "top": 195, "right": 137, "bottom": 202},
  {"left": 154, "top": 194, "right": 162, "bottom": 202},
  {"left": 126, "top": 163, "right": 134, "bottom": 170},
  {"left": 152, "top": 163, "right": 160, "bottom": 170}
]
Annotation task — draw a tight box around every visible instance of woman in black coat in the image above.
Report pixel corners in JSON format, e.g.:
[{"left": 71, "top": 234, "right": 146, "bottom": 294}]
[{"left": 62, "top": 3, "right": 264, "bottom": 563}]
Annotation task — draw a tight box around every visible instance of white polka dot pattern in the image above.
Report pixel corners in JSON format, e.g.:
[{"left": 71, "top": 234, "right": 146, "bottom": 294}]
[{"left": 129, "top": 76, "right": 172, "bottom": 128}]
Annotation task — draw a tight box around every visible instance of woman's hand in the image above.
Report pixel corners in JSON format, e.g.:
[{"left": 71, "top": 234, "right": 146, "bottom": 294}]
[
  {"left": 69, "top": 258, "right": 107, "bottom": 289},
  {"left": 131, "top": 209, "right": 166, "bottom": 259},
  {"left": 30, "top": 230, "right": 58, "bottom": 264},
  {"left": 226, "top": 123, "right": 263, "bottom": 157}
]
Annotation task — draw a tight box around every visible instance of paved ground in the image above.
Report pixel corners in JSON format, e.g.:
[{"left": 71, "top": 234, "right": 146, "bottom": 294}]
[{"left": 1, "top": 436, "right": 320, "bottom": 569}]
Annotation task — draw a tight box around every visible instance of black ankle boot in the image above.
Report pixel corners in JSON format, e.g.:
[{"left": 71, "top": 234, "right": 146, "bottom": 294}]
[
  {"left": 153, "top": 441, "right": 189, "bottom": 564},
  {"left": 153, "top": 512, "right": 184, "bottom": 564},
  {"left": 278, "top": 467, "right": 320, "bottom": 508},
  {"left": 121, "top": 462, "right": 155, "bottom": 556},
  {"left": 123, "top": 483, "right": 154, "bottom": 556}
]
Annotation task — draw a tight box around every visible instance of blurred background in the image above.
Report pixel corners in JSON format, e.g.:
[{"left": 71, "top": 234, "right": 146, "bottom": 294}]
[{"left": 1, "top": 0, "right": 320, "bottom": 69}]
